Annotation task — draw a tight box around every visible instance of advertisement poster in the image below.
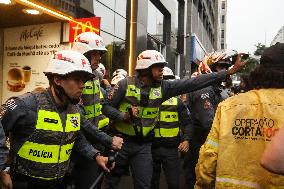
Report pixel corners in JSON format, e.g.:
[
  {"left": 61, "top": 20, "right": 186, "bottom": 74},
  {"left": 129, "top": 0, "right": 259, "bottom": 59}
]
[{"left": 2, "top": 22, "right": 65, "bottom": 103}]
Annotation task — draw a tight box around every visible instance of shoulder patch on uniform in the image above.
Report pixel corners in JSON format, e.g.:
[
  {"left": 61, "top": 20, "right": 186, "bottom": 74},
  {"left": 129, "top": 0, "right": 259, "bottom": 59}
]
[
  {"left": 108, "top": 85, "right": 118, "bottom": 101},
  {"left": 5, "top": 98, "right": 17, "bottom": 111},
  {"left": 203, "top": 99, "right": 213, "bottom": 110},
  {"left": 108, "top": 90, "right": 114, "bottom": 101},
  {"left": 152, "top": 88, "right": 161, "bottom": 97},
  {"left": 70, "top": 116, "right": 79, "bottom": 128},
  {"left": 201, "top": 93, "right": 210, "bottom": 99}
]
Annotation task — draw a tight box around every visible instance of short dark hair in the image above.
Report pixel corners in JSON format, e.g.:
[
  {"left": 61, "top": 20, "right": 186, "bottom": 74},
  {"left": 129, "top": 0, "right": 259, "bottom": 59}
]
[
  {"left": 248, "top": 64, "right": 284, "bottom": 89},
  {"left": 45, "top": 73, "right": 65, "bottom": 86},
  {"left": 248, "top": 43, "right": 284, "bottom": 89},
  {"left": 240, "top": 74, "right": 250, "bottom": 90},
  {"left": 260, "top": 43, "right": 284, "bottom": 66}
]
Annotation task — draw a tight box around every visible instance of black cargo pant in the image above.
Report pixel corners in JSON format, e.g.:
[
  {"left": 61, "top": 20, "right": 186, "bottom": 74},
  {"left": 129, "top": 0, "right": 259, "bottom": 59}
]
[
  {"left": 70, "top": 152, "right": 101, "bottom": 189},
  {"left": 151, "top": 145, "right": 180, "bottom": 189},
  {"left": 183, "top": 128, "right": 209, "bottom": 189},
  {"left": 12, "top": 173, "right": 65, "bottom": 189},
  {"left": 102, "top": 141, "right": 153, "bottom": 189}
]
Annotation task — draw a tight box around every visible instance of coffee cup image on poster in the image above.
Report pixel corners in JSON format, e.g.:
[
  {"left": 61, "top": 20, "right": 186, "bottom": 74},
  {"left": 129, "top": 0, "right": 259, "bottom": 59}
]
[{"left": 6, "top": 66, "right": 32, "bottom": 92}]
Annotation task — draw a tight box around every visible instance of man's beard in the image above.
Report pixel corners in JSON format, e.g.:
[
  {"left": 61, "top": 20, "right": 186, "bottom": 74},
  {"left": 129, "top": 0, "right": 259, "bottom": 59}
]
[{"left": 54, "top": 84, "right": 80, "bottom": 105}]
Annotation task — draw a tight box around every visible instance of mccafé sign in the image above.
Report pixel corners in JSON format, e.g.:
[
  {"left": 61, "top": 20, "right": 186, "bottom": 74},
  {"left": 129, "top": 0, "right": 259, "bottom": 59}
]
[{"left": 69, "top": 17, "right": 100, "bottom": 42}]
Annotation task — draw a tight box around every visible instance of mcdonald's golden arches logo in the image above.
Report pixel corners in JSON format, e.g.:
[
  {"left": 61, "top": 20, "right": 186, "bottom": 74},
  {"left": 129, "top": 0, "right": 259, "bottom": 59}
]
[{"left": 69, "top": 17, "right": 100, "bottom": 43}]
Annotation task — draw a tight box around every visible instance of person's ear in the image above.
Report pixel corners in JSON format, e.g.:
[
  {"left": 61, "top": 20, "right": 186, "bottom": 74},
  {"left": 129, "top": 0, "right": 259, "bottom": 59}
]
[{"left": 53, "top": 76, "right": 62, "bottom": 86}]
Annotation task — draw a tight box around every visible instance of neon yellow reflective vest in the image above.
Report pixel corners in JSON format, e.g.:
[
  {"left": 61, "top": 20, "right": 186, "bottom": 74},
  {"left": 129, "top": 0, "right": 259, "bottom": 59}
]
[
  {"left": 82, "top": 78, "right": 109, "bottom": 129},
  {"left": 154, "top": 97, "right": 180, "bottom": 138},
  {"left": 115, "top": 77, "right": 163, "bottom": 136},
  {"left": 195, "top": 89, "right": 284, "bottom": 189},
  {"left": 16, "top": 92, "right": 80, "bottom": 180}
]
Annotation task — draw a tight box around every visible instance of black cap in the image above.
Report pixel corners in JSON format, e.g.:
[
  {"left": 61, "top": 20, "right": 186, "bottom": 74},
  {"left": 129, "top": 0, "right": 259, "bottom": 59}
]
[{"left": 260, "top": 43, "right": 284, "bottom": 65}]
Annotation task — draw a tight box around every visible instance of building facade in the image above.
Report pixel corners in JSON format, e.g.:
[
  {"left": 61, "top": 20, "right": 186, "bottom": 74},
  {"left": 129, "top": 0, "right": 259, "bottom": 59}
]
[
  {"left": 131, "top": 0, "right": 184, "bottom": 76},
  {"left": 184, "top": 0, "right": 220, "bottom": 76},
  {"left": 271, "top": 26, "right": 284, "bottom": 46},
  {"left": 217, "top": 0, "right": 227, "bottom": 50},
  {"left": 0, "top": 0, "right": 222, "bottom": 102}
]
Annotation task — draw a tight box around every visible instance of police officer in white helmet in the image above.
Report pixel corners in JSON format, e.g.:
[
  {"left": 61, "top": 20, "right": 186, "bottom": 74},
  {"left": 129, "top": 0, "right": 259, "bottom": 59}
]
[
  {"left": 101, "top": 50, "right": 247, "bottom": 189},
  {"left": 110, "top": 69, "right": 128, "bottom": 87},
  {"left": 151, "top": 67, "right": 191, "bottom": 189},
  {"left": 72, "top": 32, "right": 123, "bottom": 188},
  {"left": 97, "top": 63, "right": 106, "bottom": 77},
  {"left": 0, "top": 50, "right": 115, "bottom": 189},
  {"left": 96, "top": 63, "right": 112, "bottom": 91},
  {"left": 112, "top": 69, "right": 128, "bottom": 78}
]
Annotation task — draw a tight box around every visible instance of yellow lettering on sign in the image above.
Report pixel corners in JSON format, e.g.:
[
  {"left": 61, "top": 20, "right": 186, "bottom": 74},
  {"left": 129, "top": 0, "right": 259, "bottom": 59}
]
[{"left": 73, "top": 21, "right": 98, "bottom": 42}]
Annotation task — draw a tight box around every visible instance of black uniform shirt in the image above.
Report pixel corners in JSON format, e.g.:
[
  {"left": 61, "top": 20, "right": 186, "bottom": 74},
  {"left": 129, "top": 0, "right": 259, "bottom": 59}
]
[
  {"left": 0, "top": 89, "right": 113, "bottom": 170},
  {"left": 102, "top": 70, "right": 228, "bottom": 121},
  {"left": 187, "top": 85, "right": 229, "bottom": 141}
]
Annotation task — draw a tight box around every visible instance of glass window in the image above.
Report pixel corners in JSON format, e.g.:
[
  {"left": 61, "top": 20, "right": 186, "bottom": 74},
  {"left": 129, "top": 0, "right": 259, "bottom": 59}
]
[
  {"left": 174, "top": 1, "right": 179, "bottom": 31},
  {"left": 147, "top": 34, "right": 165, "bottom": 53},
  {"left": 115, "top": 14, "right": 126, "bottom": 40},
  {"left": 222, "top": 1, "right": 225, "bottom": 9},
  {"left": 115, "top": 0, "right": 127, "bottom": 17},
  {"left": 93, "top": 1, "right": 115, "bottom": 34},
  {"left": 100, "top": 31, "right": 114, "bottom": 78},
  {"left": 221, "top": 29, "right": 224, "bottom": 38},
  {"left": 198, "top": 1, "right": 203, "bottom": 13},
  {"left": 112, "top": 38, "right": 127, "bottom": 75},
  {"left": 147, "top": 36, "right": 160, "bottom": 51},
  {"left": 221, "top": 15, "right": 225, "bottom": 23},
  {"left": 171, "top": 0, "right": 179, "bottom": 50},
  {"left": 99, "top": 32, "right": 126, "bottom": 79},
  {"left": 97, "top": 0, "right": 115, "bottom": 10},
  {"left": 147, "top": 1, "right": 164, "bottom": 42}
]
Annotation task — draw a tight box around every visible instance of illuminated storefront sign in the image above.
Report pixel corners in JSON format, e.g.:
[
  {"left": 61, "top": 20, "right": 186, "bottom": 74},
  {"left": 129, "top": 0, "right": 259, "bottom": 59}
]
[{"left": 69, "top": 17, "right": 100, "bottom": 42}]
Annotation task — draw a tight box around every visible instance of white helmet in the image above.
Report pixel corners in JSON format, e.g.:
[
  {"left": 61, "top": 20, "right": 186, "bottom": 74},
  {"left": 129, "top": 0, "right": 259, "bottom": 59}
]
[
  {"left": 222, "top": 49, "right": 238, "bottom": 60},
  {"left": 112, "top": 69, "right": 128, "bottom": 77},
  {"left": 44, "top": 50, "right": 93, "bottom": 77},
  {"left": 163, "top": 67, "right": 174, "bottom": 77},
  {"left": 203, "top": 49, "right": 238, "bottom": 66},
  {"left": 96, "top": 63, "right": 106, "bottom": 76},
  {"left": 175, "top": 75, "right": 180, "bottom": 79},
  {"left": 72, "top": 32, "right": 107, "bottom": 54},
  {"left": 136, "top": 50, "right": 167, "bottom": 70},
  {"left": 111, "top": 74, "right": 126, "bottom": 85}
]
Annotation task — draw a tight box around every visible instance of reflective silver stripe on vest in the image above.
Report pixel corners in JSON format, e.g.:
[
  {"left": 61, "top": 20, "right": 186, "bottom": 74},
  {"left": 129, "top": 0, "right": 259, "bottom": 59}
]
[
  {"left": 115, "top": 77, "right": 163, "bottom": 136},
  {"left": 82, "top": 77, "right": 109, "bottom": 129},
  {"left": 216, "top": 177, "right": 261, "bottom": 188},
  {"left": 206, "top": 139, "right": 219, "bottom": 148}
]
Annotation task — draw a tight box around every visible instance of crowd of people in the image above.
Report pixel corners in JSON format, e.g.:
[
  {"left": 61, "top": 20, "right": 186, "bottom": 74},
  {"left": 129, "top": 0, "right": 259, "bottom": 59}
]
[{"left": 0, "top": 31, "right": 283, "bottom": 189}]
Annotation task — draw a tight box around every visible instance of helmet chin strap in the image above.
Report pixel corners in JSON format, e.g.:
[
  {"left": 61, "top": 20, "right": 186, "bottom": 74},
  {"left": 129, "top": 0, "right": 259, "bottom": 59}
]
[
  {"left": 140, "top": 69, "right": 161, "bottom": 85},
  {"left": 84, "top": 52, "right": 92, "bottom": 63},
  {"left": 53, "top": 84, "right": 80, "bottom": 105}
]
